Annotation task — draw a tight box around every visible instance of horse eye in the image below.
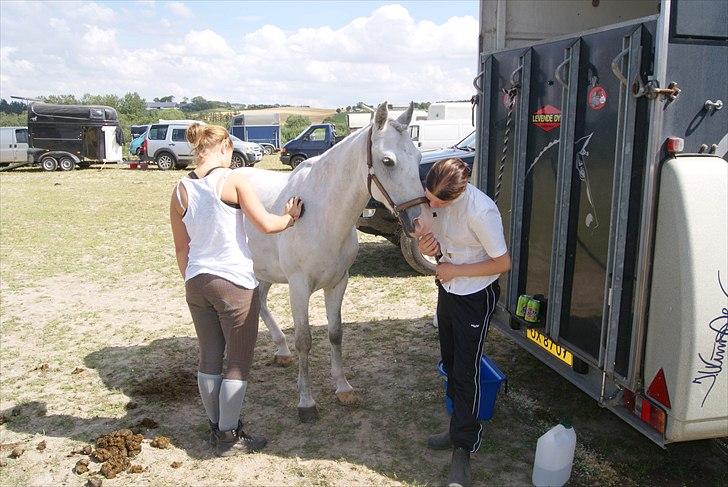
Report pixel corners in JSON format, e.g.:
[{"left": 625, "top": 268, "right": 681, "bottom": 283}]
[{"left": 382, "top": 156, "right": 395, "bottom": 167}]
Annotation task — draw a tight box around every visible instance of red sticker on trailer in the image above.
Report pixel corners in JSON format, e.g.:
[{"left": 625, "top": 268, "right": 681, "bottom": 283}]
[
  {"left": 531, "top": 105, "right": 561, "bottom": 132},
  {"left": 587, "top": 85, "right": 608, "bottom": 110}
]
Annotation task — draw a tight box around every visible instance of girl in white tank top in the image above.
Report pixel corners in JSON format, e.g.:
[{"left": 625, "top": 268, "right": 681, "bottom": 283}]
[{"left": 169, "top": 124, "right": 302, "bottom": 456}]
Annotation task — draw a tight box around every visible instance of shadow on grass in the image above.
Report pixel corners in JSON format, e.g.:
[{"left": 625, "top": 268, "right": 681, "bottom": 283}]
[
  {"left": 350, "top": 239, "right": 422, "bottom": 278},
  {"left": 4, "top": 319, "right": 725, "bottom": 486}
]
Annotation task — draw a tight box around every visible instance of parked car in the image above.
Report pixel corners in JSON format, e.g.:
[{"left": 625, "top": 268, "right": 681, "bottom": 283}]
[
  {"left": 279, "top": 123, "right": 345, "bottom": 168},
  {"left": 0, "top": 126, "right": 29, "bottom": 165},
  {"left": 129, "top": 124, "right": 150, "bottom": 157},
  {"left": 230, "top": 135, "right": 262, "bottom": 167},
  {"left": 140, "top": 121, "right": 260, "bottom": 170},
  {"left": 357, "top": 130, "right": 476, "bottom": 274}
]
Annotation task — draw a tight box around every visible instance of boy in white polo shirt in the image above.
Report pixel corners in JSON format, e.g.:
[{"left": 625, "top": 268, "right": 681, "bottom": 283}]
[{"left": 418, "top": 158, "right": 511, "bottom": 487}]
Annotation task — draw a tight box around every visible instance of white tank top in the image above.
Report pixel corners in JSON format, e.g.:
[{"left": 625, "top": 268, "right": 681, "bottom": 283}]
[{"left": 178, "top": 168, "right": 257, "bottom": 289}]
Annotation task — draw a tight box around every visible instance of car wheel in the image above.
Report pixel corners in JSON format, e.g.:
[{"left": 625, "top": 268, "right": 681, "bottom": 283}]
[
  {"left": 40, "top": 156, "right": 58, "bottom": 172},
  {"left": 155, "top": 152, "right": 175, "bottom": 170},
  {"left": 290, "top": 155, "right": 306, "bottom": 169},
  {"left": 262, "top": 145, "right": 273, "bottom": 155},
  {"left": 399, "top": 230, "right": 436, "bottom": 275},
  {"left": 231, "top": 153, "right": 245, "bottom": 168},
  {"left": 59, "top": 156, "right": 75, "bottom": 171}
]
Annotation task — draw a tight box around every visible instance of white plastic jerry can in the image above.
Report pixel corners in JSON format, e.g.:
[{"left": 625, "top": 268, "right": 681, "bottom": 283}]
[{"left": 532, "top": 422, "right": 576, "bottom": 487}]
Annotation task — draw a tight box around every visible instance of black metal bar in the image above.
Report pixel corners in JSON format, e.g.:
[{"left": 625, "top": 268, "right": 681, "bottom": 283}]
[
  {"left": 548, "top": 38, "right": 581, "bottom": 339},
  {"left": 475, "top": 55, "right": 494, "bottom": 192},
  {"left": 602, "top": 26, "right": 643, "bottom": 377},
  {"left": 507, "top": 48, "right": 532, "bottom": 312}
]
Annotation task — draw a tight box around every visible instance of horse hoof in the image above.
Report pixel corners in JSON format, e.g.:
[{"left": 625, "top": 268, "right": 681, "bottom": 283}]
[
  {"left": 298, "top": 406, "right": 319, "bottom": 423},
  {"left": 274, "top": 354, "right": 294, "bottom": 367},
  {"left": 336, "top": 391, "right": 357, "bottom": 405}
]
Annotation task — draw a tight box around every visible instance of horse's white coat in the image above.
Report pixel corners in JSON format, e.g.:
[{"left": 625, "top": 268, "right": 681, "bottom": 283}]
[{"left": 237, "top": 103, "right": 431, "bottom": 418}]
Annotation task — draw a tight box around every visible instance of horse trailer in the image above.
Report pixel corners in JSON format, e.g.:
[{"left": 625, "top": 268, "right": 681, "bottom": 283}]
[
  {"left": 27, "top": 102, "right": 124, "bottom": 171},
  {"left": 472, "top": 0, "right": 727, "bottom": 445}
]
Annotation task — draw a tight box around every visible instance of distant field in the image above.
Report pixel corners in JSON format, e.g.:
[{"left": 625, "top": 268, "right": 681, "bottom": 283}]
[{"left": 199, "top": 107, "right": 337, "bottom": 124}]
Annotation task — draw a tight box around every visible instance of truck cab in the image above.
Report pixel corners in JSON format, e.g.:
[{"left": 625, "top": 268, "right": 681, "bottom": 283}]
[
  {"left": 0, "top": 127, "right": 29, "bottom": 165},
  {"left": 279, "top": 123, "right": 343, "bottom": 168}
]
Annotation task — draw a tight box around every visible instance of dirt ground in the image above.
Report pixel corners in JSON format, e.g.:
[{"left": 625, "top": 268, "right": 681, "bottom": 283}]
[{"left": 0, "top": 161, "right": 726, "bottom": 486}]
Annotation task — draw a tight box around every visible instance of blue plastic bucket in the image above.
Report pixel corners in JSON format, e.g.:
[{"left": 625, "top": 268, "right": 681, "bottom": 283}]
[{"left": 437, "top": 355, "right": 506, "bottom": 421}]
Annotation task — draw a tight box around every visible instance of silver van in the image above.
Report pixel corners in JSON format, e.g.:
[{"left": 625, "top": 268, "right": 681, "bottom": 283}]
[{"left": 0, "top": 126, "right": 29, "bottom": 165}]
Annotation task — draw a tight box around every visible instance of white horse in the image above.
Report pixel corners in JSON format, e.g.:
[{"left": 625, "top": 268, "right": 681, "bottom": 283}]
[{"left": 239, "top": 102, "right": 431, "bottom": 421}]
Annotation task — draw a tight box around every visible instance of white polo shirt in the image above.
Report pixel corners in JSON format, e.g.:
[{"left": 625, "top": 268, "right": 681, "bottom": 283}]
[{"left": 431, "top": 183, "right": 508, "bottom": 296}]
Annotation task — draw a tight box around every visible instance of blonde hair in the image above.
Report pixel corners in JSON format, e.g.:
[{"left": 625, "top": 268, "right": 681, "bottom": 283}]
[
  {"left": 425, "top": 158, "right": 471, "bottom": 201},
  {"left": 186, "top": 123, "right": 233, "bottom": 157}
]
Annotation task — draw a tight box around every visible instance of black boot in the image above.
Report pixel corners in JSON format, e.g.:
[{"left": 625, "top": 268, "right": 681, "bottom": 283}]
[
  {"left": 427, "top": 430, "right": 452, "bottom": 450},
  {"left": 447, "top": 447, "right": 471, "bottom": 487}
]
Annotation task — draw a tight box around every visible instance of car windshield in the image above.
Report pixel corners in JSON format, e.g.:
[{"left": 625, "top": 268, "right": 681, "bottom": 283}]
[{"left": 455, "top": 131, "right": 476, "bottom": 151}]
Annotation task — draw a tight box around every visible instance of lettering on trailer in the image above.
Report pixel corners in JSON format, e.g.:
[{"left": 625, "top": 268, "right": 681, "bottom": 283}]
[
  {"left": 691, "top": 270, "right": 728, "bottom": 407},
  {"left": 531, "top": 105, "right": 561, "bottom": 132}
]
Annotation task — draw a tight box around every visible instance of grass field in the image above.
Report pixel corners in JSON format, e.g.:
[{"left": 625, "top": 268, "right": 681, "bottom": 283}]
[{"left": 0, "top": 157, "right": 725, "bottom": 486}]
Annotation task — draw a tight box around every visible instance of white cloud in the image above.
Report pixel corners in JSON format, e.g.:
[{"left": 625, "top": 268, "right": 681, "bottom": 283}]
[
  {"left": 166, "top": 1, "right": 192, "bottom": 18},
  {"left": 0, "top": 2, "right": 479, "bottom": 106}
]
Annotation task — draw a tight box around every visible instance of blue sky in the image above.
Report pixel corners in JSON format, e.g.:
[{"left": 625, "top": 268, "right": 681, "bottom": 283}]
[{"left": 0, "top": 1, "right": 480, "bottom": 107}]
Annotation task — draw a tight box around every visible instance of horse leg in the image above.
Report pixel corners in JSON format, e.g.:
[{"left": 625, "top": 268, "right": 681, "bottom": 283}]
[
  {"left": 289, "top": 275, "right": 318, "bottom": 422},
  {"left": 258, "top": 280, "right": 294, "bottom": 366},
  {"left": 324, "top": 273, "right": 355, "bottom": 405}
]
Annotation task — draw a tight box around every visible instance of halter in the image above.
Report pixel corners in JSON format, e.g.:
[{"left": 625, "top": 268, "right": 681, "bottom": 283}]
[{"left": 366, "top": 126, "right": 429, "bottom": 223}]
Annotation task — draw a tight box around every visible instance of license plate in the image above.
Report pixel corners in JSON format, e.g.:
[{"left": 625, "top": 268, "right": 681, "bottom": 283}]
[{"left": 526, "top": 328, "right": 573, "bottom": 366}]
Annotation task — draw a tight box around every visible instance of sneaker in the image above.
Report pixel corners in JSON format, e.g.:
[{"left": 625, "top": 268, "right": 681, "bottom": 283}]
[
  {"left": 447, "top": 447, "right": 471, "bottom": 487},
  {"left": 427, "top": 430, "right": 452, "bottom": 450},
  {"left": 214, "top": 422, "right": 267, "bottom": 457}
]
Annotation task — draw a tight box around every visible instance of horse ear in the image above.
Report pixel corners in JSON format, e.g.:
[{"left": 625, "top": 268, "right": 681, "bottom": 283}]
[
  {"left": 396, "top": 101, "right": 415, "bottom": 127},
  {"left": 374, "top": 101, "right": 388, "bottom": 130}
]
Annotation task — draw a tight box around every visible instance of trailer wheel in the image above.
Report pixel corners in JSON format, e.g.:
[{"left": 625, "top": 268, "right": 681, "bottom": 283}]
[
  {"left": 399, "top": 231, "right": 436, "bottom": 275},
  {"left": 40, "top": 156, "right": 58, "bottom": 172},
  {"left": 59, "top": 156, "right": 76, "bottom": 171},
  {"left": 290, "top": 155, "right": 306, "bottom": 169},
  {"left": 231, "top": 152, "right": 245, "bottom": 168},
  {"left": 155, "top": 152, "right": 175, "bottom": 171}
]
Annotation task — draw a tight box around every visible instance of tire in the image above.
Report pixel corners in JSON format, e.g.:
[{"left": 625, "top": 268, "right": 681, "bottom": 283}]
[
  {"left": 290, "top": 155, "right": 306, "bottom": 169},
  {"left": 231, "top": 152, "right": 246, "bottom": 168},
  {"left": 40, "top": 156, "right": 58, "bottom": 172},
  {"left": 262, "top": 145, "right": 273, "bottom": 155},
  {"left": 59, "top": 155, "right": 75, "bottom": 171},
  {"left": 155, "top": 152, "right": 175, "bottom": 171},
  {"left": 399, "top": 231, "right": 436, "bottom": 275}
]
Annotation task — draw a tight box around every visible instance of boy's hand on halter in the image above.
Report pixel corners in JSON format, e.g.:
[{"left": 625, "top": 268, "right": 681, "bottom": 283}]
[
  {"left": 435, "top": 263, "right": 458, "bottom": 283},
  {"left": 418, "top": 233, "right": 440, "bottom": 257},
  {"left": 285, "top": 196, "right": 304, "bottom": 226}
]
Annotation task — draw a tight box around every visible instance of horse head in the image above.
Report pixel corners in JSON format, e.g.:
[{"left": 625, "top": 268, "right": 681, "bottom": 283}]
[{"left": 368, "top": 101, "right": 432, "bottom": 238}]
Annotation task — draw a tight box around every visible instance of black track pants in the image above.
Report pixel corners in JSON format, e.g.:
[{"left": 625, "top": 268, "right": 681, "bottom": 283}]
[{"left": 437, "top": 280, "right": 500, "bottom": 453}]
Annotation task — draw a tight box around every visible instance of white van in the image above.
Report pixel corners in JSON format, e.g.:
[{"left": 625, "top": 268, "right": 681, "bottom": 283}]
[
  {"left": 0, "top": 126, "right": 29, "bottom": 164},
  {"left": 408, "top": 119, "right": 475, "bottom": 150},
  {"left": 427, "top": 102, "right": 473, "bottom": 120}
]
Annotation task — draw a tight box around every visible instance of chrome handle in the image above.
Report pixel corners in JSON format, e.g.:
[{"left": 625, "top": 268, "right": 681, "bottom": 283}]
[
  {"left": 510, "top": 65, "right": 523, "bottom": 86},
  {"left": 472, "top": 69, "right": 484, "bottom": 92},
  {"left": 704, "top": 99, "right": 724, "bottom": 111},
  {"left": 554, "top": 58, "right": 570, "bottom": 88},
  {"left": 610, "top": 48, "right": 629, "bottom": 86}
]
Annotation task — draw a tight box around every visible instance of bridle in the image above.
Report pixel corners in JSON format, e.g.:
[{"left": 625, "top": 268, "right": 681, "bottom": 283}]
[{"left": 365, "top": 126, "right": 429, "bottom": 223}]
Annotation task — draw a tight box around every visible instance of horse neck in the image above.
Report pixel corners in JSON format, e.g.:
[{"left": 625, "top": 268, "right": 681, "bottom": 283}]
[{"left": 306, "top": 128, "right": 373, "bottom": 234}]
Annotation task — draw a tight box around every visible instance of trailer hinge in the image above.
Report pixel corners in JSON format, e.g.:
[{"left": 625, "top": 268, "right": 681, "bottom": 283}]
[{"left": 632, "top": 77, "right": 681, "bottom": 102}]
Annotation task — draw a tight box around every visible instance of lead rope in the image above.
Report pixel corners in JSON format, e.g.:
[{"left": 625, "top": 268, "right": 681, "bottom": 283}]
[{"left": 495, "top": 86, "right": 519, "bottom": 204}]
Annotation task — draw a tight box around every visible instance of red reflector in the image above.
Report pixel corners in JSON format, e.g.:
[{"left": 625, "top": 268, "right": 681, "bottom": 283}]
[
  {"left": 623, "top": 389, "right": 635, "bottom": 412},
  {"left": 648, "top": 405, "right": 666, "bottom": 434},
  {"left": 647, "top": 368, "right": 672, "bottom": 409},
  {"left": 666, "top": 137, "right": 684, "bottom": 154},
  {"left": 641, "top": 399, "right": 652, "bottom": 423}
]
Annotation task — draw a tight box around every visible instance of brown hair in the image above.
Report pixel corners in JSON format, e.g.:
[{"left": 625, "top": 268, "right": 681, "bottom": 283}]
[
  {"left": 186, "top": 123, "right": 233, "bottom": 157},
  {"left": 425, "top": 158, "right": 471, "bottom": 201}
]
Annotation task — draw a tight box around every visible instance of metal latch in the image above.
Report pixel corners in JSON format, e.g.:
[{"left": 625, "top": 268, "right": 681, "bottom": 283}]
[{"left": 632, "top": 78, "right": 681, "bottom": 101}]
